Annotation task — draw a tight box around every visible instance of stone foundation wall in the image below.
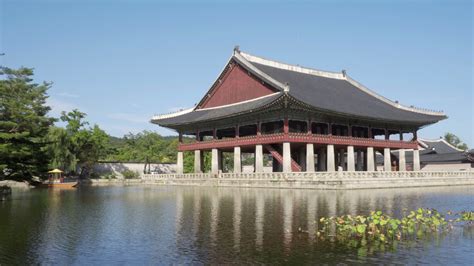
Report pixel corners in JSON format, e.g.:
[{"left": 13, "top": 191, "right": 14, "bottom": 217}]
[{"left": 83, "top": 171, "right": 474, "bottom": 190}]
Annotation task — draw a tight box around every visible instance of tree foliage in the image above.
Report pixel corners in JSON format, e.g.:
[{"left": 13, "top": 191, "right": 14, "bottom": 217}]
[
  {"left": 0, "top": 67, "right": 55, "bottom": 181},
  {"left": 45, "top": 109, "right": 109, "bottom": 177},
  {"left": 443, "top": 133, "right": 468, "bottom": 151},
  {"left": 106, "top": 131, "right": 178, "bottom": 163}
]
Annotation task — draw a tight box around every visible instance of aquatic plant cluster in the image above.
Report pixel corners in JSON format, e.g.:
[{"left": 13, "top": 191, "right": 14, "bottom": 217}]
[{"left": 317, "top": 208, "right": 474, "bottom": 246}]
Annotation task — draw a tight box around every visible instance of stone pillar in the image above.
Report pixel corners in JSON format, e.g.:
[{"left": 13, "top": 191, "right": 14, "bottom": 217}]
[
  {"left": 255, "top": 145, "right": 264, "bottom": 173},
  {"left": 327, "top": 144, "right": 335, "bottom": 172},
  {"left": 399, "top": 149, "right": 406, "bottom": 171},
  {"left": 234, "top": 147, "right": 241, "bottom": 173},
  {"left": 177, "top": 151, "right": 184, "bottom": 174},
  {"left": 384, "top": 148, "right": 391, "bottom": 171},
  {"left": 356, "top": 149, "right": 363, "bottom": 171},
  {"left": 347, "top": 146, "right": 355, "bottom": 171},
  {"left": 211, "top": 148, "right": 219, "bottom": 175},
  {"left": 413, "top": 149, "right": 420, "bottom": 171},
  {"left": 306, "top": 143, "right": 315, "bottom": 172},
  {"left": 366, "top": 147, "right": 375, "bottom": 171},
  {"left": 194, "top": 150, "right": 202, "bottom": 173},
  {"left": 283, "top": 142, "right": 292, "bottom": 172}
]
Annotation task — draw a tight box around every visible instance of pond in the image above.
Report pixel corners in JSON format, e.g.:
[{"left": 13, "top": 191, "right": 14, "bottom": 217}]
[{"left": 0, "top": 185, "right": 473, "bottom": 264}]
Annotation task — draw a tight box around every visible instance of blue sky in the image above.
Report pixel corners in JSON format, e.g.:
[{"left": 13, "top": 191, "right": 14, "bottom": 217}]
[{"left": 1, "top": 0, "right": 472, "bottom": 147}]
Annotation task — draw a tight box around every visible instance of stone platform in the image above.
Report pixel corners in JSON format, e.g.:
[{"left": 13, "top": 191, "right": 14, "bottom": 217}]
[{"left": 134, "top": 171, "right": 474, "bottom": 190}]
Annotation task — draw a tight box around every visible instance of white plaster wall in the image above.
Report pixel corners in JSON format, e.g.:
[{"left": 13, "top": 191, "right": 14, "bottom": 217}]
[{"left": 94, "top": 162, "right": 177, "bottom": 178}]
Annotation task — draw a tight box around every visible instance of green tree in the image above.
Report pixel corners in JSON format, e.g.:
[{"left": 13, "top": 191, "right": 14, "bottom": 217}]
[
  {"left": 44, "top": 126, "right": 76, "bottom": 172},
  {"left": 444, "top": 133, "right": 468, "bottom": 151},
  {"left": 45, "top": 109, "right": 109, "bottom": 177},
  {"left": 0, "top": 67, "right": 55, "bottom": 181}
]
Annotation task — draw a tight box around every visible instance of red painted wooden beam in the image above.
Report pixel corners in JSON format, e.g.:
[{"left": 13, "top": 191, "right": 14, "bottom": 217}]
[{"left": 178, "top": 133, "right": 418, "bottom": 151}]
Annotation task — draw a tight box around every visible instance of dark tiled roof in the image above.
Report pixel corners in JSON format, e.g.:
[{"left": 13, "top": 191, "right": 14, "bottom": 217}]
[
  {"left": 392, "top": 150, "right": 469, "bottom": 163},
  {"left": 152, "top": 50, "right": 446, "bottom": 127},
  {"left": 420, "top": 139, "right": 462, "bottom": 154},
  {"left": 251, "top": 62, "right": 444, "bottom": 124},
  {"left": 152, "top": 93, "right": 281, "bottom": 126}
]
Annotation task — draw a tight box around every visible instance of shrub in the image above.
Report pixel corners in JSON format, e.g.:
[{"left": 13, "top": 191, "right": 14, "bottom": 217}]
[
  {"left": 121, "top": 170, "right": 140, "bottom": 179},
  {"left": 100, "top": 172, "right": 117, "bottom": 180}
]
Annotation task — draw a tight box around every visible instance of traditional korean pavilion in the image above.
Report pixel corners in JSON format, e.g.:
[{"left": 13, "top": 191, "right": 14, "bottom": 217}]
[{"left": 152, "top": 47, "right": 447, "bottom": 174}]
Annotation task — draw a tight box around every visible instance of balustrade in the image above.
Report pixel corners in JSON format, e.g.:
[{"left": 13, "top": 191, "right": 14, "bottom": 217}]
[{"left": 142, "top": 171, "right": 472, "bottom": 181}]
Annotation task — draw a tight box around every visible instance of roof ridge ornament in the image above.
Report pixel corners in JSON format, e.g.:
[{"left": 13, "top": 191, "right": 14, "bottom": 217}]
[{"left": 233, "top": 45, "right": 241, "bottom": 54}]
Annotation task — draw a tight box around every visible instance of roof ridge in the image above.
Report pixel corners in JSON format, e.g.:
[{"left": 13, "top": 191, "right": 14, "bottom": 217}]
[
  {"left": 240, "top": 49, "right": 446, "bottom": 118},
  {"left": 239, "top": 51, "right": 344, "bottom": 79}
]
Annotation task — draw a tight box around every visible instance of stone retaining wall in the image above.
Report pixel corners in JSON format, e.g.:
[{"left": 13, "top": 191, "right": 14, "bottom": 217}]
[{"left": 84, "top": 171, "right": 474, "bottom": 190}]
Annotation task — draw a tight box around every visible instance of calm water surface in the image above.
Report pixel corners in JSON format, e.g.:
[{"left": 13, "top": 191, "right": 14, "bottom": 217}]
[{"left": 0, "top": 185, "right": 473, "bottom": 264}]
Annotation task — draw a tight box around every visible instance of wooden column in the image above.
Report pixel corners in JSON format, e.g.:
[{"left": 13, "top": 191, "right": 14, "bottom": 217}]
[{"left": 283, "top": 118, "right": 289, "bottom": 134}]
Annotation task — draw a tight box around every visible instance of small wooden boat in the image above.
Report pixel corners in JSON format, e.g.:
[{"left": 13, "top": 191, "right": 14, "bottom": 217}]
[
  {"left": 42, "top": 181, "right": 78, "bottom": 189},
  {"left": 42, "top": 169, "right": 78, "bottom": 188}
]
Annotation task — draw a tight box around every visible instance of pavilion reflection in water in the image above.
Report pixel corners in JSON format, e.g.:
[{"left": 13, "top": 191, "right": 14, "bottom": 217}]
[{"left": 173, "top": 187, "right": 420, "bottom": 253}]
